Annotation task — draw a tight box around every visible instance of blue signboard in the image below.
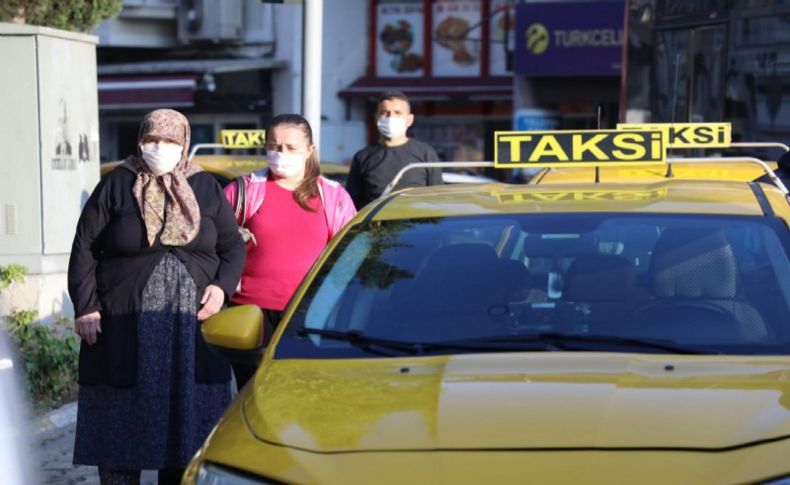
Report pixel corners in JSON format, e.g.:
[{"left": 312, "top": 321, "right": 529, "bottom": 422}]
[{"left": 514, "top": 1, "right": 625, "bottom": 77}]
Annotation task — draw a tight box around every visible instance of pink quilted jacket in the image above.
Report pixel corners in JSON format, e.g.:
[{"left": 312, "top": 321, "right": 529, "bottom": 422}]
[{"left": 224, "top": 168, "right": 357, "bottom": 238}]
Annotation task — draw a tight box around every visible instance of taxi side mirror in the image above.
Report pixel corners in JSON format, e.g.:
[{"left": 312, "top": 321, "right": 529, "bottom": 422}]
[{"left": 201, "top": 305, "right": 265, "bottom": 365}]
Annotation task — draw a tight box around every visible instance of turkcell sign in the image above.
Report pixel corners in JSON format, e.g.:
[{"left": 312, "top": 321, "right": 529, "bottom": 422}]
[
  {"left": 514, "top": 1, "right": 625, "bottom": 76},
  {"left": 494, "top": 129, "right": 666, "bottom": 168}
]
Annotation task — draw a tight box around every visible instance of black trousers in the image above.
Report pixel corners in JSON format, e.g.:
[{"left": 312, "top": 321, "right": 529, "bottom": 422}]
[{"left": 228, "top": 305, "right": 282, "bottom": 391}]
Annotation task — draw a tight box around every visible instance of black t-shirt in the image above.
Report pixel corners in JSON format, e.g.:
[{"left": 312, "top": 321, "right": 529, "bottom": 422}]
[{"left": 346, "top": 138, "right": 443, "bottom": 209}]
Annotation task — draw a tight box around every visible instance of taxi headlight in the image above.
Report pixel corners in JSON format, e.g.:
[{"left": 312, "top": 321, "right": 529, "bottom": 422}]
[{"left": 196, "top": 462, "right": 273, "bottom": 485}]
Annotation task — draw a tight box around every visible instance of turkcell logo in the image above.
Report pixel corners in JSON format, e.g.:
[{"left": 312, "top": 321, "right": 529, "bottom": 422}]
[{"left": 526, "top": 23, "right": 549, "bottom": 54}]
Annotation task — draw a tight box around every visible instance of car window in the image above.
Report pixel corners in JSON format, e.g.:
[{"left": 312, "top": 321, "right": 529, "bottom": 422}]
[{"left": 278, "top": 213, "right": 790, "bottom": 358}]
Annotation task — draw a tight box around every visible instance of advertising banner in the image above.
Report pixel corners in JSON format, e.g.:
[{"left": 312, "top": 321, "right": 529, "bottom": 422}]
[
  {"left": 376, "top": 2, "right": 425, "bottom": 77},
  {"left": 432, "top": 1, "right": 482, "bottom": 77},
  {"left": 489, "top": 0, "right": 515, "bottom": 76},
  {"left": 514, "top": 1, "right": 625, "bottom": 77}
]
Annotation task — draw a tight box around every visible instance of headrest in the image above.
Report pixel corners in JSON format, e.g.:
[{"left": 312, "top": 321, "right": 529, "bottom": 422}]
[
  {"left": 414, "top": 243, "right": 522, "bottom": 311},
  {"left": 415, "top": 244, "right": 499, "bottom": 294},
  {"left": 564, "top": 254, "right": 635, "bottom": 301},
  {"left": 650, "top": 228, "right": 737, "bottom": 298}
]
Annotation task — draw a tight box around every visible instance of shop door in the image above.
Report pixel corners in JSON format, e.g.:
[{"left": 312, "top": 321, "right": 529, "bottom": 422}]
[{"left": 654, "top": 24, "right": 726, "bottom": 123}]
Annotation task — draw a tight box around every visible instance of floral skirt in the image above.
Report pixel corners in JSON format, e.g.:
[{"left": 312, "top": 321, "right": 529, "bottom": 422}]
[{"left": 73, "top": 253, "right": 231, "bottom": 469}]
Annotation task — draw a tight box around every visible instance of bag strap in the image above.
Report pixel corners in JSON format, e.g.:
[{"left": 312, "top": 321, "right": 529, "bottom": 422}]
[{"left": 234, "top": 176, "right": 247, "bottom": 226}]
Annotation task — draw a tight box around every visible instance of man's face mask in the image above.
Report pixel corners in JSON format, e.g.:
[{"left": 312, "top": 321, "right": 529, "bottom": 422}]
[
  {"left": 140, "top": 142, "right": 183, "bottom": 176},
  {"left": 377, "top": 116, "right": 408, "bottom": 139}
]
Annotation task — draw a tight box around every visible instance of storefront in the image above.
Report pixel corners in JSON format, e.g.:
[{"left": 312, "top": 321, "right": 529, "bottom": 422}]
[
  {"left": 623, "top": 0, "right": 790, "bottom": 154},
  {"left": 512, "top": 1, "right": 625, "bottom": 133},
  {"left": 339, "top": 0, "right": 516, "bottom": 163},
  {"left": 97, "top": 58, "right": 282, "bottom": 161}
]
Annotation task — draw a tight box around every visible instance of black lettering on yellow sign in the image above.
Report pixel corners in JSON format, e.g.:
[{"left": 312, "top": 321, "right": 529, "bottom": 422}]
[
  {"left": 616, "top": 122, "right": 731, "bottom": 148},
  {"left": 219, "top": 129, "right": 267, "bottom": 148},
  {"left": 494, "top": 129, "right": 665, "bottom": 167},
  {"left": 494, "top": 188, "right": 668, "bottom": 204}
]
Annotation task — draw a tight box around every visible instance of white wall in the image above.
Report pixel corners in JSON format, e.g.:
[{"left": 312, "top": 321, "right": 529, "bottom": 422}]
[
  {"left": 319, "top": 0, "right": 369, "bottom": 163},
  {"left": 271, "top": 5, "right": 304, "bottom": 117}
]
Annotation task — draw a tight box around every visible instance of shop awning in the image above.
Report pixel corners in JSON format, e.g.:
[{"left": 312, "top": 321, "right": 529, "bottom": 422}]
[
  {"left": 97, "top": 57, "right": 287, "bottom": 76},
  {"left": 98, "top": 75, "right": 199, "bottom": 110},
  {"left": 339, "top": 76, "right": 513, "bottom": 101}
]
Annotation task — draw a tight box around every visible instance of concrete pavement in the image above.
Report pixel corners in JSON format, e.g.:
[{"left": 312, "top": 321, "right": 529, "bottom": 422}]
[{"left": 34, "top": 401, "right": 157, "bottom": 484}]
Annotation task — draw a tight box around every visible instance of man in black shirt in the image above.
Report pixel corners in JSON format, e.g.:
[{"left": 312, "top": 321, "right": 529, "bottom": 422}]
[{"left": 346, "top": 91, "right": 443, "bottom": 209}]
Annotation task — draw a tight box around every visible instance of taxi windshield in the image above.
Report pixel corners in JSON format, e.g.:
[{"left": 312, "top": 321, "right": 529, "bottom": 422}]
[{"left": 278, "top": 213, "right": 790, "bottom": 358}]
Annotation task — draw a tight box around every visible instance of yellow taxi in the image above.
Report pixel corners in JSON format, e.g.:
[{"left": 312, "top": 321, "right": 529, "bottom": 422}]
[{"left": 183, "top": 124, "right": 790, "bottom": 484}]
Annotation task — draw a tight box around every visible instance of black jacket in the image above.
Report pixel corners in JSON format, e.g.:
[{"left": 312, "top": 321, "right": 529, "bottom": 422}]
[{"left": 68, "top": 167, "right": 245, "bottom": 387}]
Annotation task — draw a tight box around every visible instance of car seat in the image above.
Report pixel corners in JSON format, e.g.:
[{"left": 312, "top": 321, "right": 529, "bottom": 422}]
[
  {"left": 628, "top": 227, "right": 767, "bottom": 341},
  {"left": 401, "top": 243, "right": 529, "bottom": 340},
  {"left": 560, "top": 254, "right": 642, "bottom": 333}
]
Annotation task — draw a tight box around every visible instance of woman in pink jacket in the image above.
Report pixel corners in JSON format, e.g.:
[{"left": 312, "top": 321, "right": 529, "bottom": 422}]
[{"left": 224, "top": 114, "right": 356, "bottom": 387}]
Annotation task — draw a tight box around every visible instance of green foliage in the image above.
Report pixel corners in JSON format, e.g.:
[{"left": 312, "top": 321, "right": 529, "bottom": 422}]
[
  {"left": 0, "top": 0, "right": 123, "bottom": 32},
  {"left": 6, "top": 310, "right": 80, "bottom": 406},
  {"left": 0, "top": 264, "right": 78, "bottom": 407},
  {"left": 0, "top": 264, "right": 26, "bottom": 289}
]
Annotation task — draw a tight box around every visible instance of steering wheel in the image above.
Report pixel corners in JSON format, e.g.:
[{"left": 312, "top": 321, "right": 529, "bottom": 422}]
[{"left": 626, "top": 299, "right": 739, "bottom": 339}]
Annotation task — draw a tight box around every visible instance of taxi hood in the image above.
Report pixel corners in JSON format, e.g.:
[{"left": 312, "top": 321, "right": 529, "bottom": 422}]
[{"left": 241, "top": 353, "right": 790, "bottom": 453}]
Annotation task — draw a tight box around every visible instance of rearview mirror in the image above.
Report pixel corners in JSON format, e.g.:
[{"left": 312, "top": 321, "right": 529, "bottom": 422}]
[{"left": 201, "top": 305, "right": 264, "bottom": 365}]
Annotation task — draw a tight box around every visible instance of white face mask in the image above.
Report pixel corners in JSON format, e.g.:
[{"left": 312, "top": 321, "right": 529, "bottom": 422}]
[
  {"left": 267, "top": 150, "right": 306, "bottom": 178},
  {"left": 377, "top": 116, "right": 408, "bottom": 139},
  {"left": 140, "top": 142, "right": 183, "bottom": 176}
]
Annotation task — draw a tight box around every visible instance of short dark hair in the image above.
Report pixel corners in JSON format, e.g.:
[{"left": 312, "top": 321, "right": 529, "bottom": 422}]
[{"left": 378, "top": 90, "right": 410, "bottom": 108}]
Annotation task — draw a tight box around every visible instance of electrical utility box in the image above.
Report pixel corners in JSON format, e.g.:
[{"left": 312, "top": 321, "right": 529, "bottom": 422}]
[{"left": 0, "top": 23, "right": 100, "bottom": 274}]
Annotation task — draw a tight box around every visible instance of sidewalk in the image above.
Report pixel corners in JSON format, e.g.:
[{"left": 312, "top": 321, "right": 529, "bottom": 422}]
[
  {"left": 33, "top": 401, "right": 156, "bottom": 484},
  {"left": 34, "top": 401, "right": 77, "bottom": 437}
]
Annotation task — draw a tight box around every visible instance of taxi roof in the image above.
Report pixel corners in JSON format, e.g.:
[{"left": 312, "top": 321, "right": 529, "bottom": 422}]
[
  {"left": 365, "top": 179, "right": 785, "bottom": 221},
  {"left": 529, "top": 161, "right": 778, "bottom": 185}
]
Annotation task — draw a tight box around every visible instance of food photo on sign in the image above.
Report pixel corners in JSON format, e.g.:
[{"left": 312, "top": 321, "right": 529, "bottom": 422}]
[
  {"left": 489, "top": 0, "right": 515, "bottom": 75},
  {"left": 376, "top": 3, "right": 425, "bottom": 77},
  {"left": 432, "top": 0, "right": 482, "bottom": 76}
]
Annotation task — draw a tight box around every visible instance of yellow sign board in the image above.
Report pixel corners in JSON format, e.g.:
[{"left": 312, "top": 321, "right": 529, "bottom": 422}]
[
  {"left": 616, "top": 122, "right": 731, "bottom": 148},
  {"left": 219, "top": 129, "right": 267, "bottom": 149},
  {"left": 494, "top": 129, "right": 666, "bottom": 168},
  {"left": 494, "top": 188, "right": 669, "bottom": 204}
]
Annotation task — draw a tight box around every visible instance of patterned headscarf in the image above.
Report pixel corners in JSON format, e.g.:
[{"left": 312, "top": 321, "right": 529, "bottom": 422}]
[{"left": 122, "top": 109, "right": 204, "bottom": 246}]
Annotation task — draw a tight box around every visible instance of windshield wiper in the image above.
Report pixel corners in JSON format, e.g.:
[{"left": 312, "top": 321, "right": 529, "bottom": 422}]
[
  {"left": 437, "top": 332, "right": 714, "bottom": 355},
  {"left": 296, "top": 327, "right": 545, "bottom": 356},
  {"left": 297, "top": 327, "right": 430, "bottom": 356}
]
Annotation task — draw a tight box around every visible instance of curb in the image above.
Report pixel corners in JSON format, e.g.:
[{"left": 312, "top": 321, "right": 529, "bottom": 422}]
[{"left": 34, "top": 401, "right": 77, "bottom": 436}]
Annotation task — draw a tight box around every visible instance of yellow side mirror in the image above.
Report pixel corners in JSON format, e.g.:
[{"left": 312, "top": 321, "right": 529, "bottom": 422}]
[{"left": 201, "top": 304, "right": 264, "bottom": 351}]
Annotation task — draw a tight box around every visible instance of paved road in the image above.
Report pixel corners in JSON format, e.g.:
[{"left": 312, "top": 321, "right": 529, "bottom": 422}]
[{"left": 35, "top": 422, "right": 157, "bottom": 484}]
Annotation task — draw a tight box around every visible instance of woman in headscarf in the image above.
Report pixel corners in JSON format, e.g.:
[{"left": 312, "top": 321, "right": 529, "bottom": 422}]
[{"left": 67, "top": 109, "right": 245, "bottom": 484}]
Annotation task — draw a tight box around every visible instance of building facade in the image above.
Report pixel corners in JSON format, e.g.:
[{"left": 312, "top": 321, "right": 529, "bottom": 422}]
[
  {"left": 622, "top": 0, "right": 790, "bottom": 154},
  {"left": 93, "top": 0, "right": 294, "bottom": 161},
  {"left": 339, "top": 0, "right": 515, "bottom": 164}
]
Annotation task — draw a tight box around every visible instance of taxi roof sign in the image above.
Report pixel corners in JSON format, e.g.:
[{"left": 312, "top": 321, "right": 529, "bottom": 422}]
[
  {"left": 616, "top": 122, "right": 731, "bottom": 149},
  {"left": 494, "top": 129, "right": 666, "bottom": 168},
  {"left": 219, "top": 129, "right": 267, "bottom": 149}
]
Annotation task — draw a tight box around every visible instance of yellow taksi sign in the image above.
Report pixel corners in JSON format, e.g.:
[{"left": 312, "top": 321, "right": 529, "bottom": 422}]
[
  {"left": 494, "top": 129, "right": 666, "bottom": 168},
  {"left": 616, "top": 122, "right": 731, "bottom": 149},
  {"left": 219, "top": 129, "right": 267, "bottom": 149},
  {"left": 494, "top": 188, "right": 669, "bottom": 204}
]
